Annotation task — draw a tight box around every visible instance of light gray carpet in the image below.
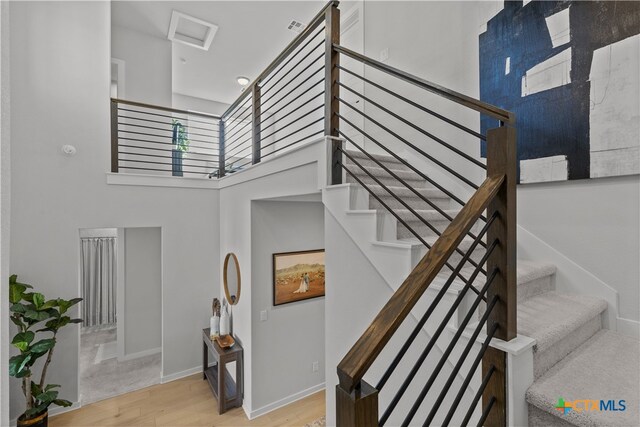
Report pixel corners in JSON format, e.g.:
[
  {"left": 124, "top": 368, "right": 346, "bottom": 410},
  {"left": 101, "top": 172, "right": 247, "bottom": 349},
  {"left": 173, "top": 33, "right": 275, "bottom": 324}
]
[
  {"left": 80, "top": 326, "right": 161, "bottom": 405},
  {"left": 527, "top": 330, "right": 640, "bottom": 426},
  {"left": 518, "top": 291, "right": 607, "bottom": 354}
]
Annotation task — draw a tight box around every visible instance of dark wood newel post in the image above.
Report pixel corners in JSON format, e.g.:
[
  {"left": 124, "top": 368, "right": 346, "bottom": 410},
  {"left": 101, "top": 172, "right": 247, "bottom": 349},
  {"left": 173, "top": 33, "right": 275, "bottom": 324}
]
[
  {"left": 325, "top": 3, "right": 341, "bottom": 184},
  {"left": 336, "top": 379, "right": 378, "bottom": 426},
  {"left": 218, "top": 119, "right": 226, "bottom": 178},
  {"left": 486, "top": 124, "right": 517, "bottom": 341},
  {"left": 252, "top": 84, "right": 261, "bottom": 165},
  {"left": 483, "top": 124, "right": 517, "bottom": 426},
  {"left": 110, "top": 99, "right": 119, "bottom": 173}
]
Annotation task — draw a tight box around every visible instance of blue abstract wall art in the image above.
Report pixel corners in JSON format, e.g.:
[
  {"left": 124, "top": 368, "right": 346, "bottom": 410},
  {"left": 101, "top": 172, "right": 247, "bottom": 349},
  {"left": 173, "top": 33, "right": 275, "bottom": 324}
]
[{"left": 479, "top": 1, "right": 640, "bottom": 183}]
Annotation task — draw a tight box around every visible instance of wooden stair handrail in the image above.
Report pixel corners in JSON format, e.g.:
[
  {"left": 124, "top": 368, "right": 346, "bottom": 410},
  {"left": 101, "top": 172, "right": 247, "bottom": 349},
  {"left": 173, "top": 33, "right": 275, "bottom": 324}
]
[
  {"left": 336, "top": 173, "right": 505, "bottom": 393},
  {"left": 111, "top": 98, "right": 221, "bottom": 120}
]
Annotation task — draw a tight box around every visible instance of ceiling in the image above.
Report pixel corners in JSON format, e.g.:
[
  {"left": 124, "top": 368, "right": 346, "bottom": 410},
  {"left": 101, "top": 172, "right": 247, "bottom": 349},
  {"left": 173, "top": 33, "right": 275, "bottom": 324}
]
[{"left": 112, "top": 1, "right": 325, "bottom": 105}]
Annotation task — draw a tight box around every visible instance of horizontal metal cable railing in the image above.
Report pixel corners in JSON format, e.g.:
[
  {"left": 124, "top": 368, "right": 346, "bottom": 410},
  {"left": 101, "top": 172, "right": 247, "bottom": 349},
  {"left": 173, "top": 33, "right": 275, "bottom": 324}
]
[
  {"left": 217, "top": 1, "right": 337, "bottom": 176},
  {"left": 110, "top": 99, "right": 220, "bottom": 178}
]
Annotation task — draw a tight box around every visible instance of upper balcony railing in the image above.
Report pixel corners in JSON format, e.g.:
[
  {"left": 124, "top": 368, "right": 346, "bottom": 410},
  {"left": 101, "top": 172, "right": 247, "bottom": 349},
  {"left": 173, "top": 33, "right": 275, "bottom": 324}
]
[
  {"left": 110, "top": 98, "right": 221, "bottom": 178},
  {"left": 217, "top": 1, "right": 337, "bottom": 176}
]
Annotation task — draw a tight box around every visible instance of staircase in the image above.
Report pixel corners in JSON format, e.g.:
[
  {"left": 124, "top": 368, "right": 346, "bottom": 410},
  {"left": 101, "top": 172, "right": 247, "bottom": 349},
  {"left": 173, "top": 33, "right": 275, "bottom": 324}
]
[{"left": 334, "top": 150, "right": 639, "bottom": 426}]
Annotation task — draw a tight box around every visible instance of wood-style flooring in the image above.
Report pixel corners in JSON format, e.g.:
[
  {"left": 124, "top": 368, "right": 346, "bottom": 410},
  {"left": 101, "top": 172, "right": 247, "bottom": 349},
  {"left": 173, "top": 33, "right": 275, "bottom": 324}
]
[{"left": 50, "top": 374, "right": 325, "bottom": 426}]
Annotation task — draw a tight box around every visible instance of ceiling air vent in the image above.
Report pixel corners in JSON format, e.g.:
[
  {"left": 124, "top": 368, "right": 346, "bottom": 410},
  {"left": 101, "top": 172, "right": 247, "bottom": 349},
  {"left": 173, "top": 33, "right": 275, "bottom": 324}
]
[
  {"left": 168, "top": 11, "right": 218, "bottom": 51},
  {"left": 287, "top": 20, "right": 306, "bottom": 33}
]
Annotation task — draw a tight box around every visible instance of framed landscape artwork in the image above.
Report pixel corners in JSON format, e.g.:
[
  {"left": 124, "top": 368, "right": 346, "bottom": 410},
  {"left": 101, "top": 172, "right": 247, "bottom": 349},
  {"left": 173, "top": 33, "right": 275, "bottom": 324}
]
[{"left": 273, "top": 249, "right": 325, "bottom": 306}]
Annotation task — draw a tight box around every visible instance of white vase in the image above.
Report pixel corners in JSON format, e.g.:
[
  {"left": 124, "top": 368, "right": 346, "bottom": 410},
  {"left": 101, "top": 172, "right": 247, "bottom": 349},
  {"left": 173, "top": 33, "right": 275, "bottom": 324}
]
[
  {"left": 220, "top": 302, "right": 230, "bottom": 336},
  {"left": 210, "top": 315, "right": 220, "bottom": 338}
]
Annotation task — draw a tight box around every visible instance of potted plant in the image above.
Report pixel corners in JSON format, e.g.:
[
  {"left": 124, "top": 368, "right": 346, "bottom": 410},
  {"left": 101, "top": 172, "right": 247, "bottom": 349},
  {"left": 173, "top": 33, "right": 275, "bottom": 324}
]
[
  {"left": 9, "top": 274, "right": 82, "bottom": 427},
  {"left": 171, "top": 119, "right": 190, "bottom": 177}
]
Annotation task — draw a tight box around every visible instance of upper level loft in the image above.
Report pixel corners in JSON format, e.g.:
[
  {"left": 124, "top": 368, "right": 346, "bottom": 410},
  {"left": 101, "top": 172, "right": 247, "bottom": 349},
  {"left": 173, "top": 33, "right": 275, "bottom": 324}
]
[{"left": 108, "top": 0, "right": 512, "bottom": 185}]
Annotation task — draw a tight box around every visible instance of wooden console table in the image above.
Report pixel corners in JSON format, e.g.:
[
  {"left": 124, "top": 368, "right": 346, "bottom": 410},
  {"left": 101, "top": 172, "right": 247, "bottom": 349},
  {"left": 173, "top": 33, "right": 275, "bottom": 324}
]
[{"left": 202, "top": 328, "right": 243, "bottom": 414}]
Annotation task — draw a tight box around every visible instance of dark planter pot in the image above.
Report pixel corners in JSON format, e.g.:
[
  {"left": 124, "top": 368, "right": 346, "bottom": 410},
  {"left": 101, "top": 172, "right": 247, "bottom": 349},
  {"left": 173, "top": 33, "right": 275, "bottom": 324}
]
[
  {"left": 172, "top": 149, "right": 183, "bottom": 177},
  {"left": 17, "top": 410, "right": 48, "bottom": 427}
]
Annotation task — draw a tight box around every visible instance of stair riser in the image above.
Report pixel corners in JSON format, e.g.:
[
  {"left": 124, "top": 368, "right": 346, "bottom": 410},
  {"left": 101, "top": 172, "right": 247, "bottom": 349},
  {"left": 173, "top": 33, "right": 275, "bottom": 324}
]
[
  {"left": 413, "top": 244, "right": 487, "bottom": 266},
  {"left": 533, "top": 314, "right": 602, "bottom": 379},
  {"left": 369, "top": 196, "right": 451, "bottom": 211},
  {"left": 345, "top": 157, "right": 411, "bottom": 173},
  {"left": 347, "top": 174, "right": 428, "bottom": 188},
  {"left": 397, "top": 221, "right": 483, "bottom": 239},
  {"left": 518, "top": 274, "right": 554, "bottom": 303},
  {"left": 528, "top": 405, "right": 575, "bottom": 427}
]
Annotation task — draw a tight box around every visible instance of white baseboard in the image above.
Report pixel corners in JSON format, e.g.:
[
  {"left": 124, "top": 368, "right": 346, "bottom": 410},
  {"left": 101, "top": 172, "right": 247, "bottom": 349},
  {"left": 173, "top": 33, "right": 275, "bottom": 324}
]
[
  {"left": 247, "top": 382, "right": 325, "bottom": 420},
  {"left": 161, "top": 366, "right": 201, "bottom": 384},
  {"left": 517, "top": 225, "right": 620, "bottom": 330},
  {"left": 49, "top": 401, "right": 81, "bottom": 417},
  {"left": 617, "top": 316, "right": 640, "bottom": 339},
  {"left": 118, "top": 347, "right": 161, "bottom": 362}
]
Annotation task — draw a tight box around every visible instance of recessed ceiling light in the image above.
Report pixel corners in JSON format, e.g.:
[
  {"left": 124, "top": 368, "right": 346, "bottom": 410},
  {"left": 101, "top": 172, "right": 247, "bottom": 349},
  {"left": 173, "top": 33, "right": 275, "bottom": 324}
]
[{"left": 236, "top": 76, "right": 250, "bottom": 86}]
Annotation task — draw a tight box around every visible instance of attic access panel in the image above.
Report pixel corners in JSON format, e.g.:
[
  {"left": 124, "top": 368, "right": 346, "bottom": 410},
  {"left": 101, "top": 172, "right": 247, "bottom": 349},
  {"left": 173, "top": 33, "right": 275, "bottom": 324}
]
[{"left": 168, "top": 11, "right": 218, "bottom": 51}]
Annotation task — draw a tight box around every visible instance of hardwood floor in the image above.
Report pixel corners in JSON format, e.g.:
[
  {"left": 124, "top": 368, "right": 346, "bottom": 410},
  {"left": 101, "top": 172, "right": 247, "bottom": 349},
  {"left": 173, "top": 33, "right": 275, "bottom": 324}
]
[{"left": 50, "top": 374, "right": 325, "bottom": 426}]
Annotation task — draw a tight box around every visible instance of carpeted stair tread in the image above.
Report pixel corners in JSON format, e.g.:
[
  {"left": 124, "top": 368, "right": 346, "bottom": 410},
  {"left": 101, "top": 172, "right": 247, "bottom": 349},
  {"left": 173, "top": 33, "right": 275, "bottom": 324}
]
[
  {"left": 518, "top": 291, "right": 607, "bottom": 354},
  {"left": 391, "top": 208, "right": 461, "bottom": 222},
  {"left": 365, "top": 184, "right": 449, "bottom": 201},
  {"left": 345, "top": 150, "right": 405, "bottom": 165},
  {"left": 526, "top": 330, "right": 639, "bottom": 427},
  {"left": 431, "top": 261, "right": 557, "bottom": 291}
]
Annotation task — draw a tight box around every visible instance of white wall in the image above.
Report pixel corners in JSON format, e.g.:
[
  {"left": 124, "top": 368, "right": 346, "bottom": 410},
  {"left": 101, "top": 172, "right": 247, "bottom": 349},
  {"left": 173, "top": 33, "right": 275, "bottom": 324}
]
[
  {"left": 250, "top": 200, "right": 325, "bottom": 413},
  {"left": 111, "top": 25, "right": 171, "bottom": 106},
  {"left": 172, "top": 93, "right": 228, "bottom": 117},
  {"left": 124, "top": 227, "right": 162, "bottom": 356},
  {"left": 218, "top": 139, "right": 326, "bottom": 416},
  {"left": 9, "top": 1, "right": 220, "bottom": 418},
  {"left": 0, "top": 1, "right": 11, "bottom": 424},
  {"left": 518, "top": 176, "right": 640, "bottom": 322}
]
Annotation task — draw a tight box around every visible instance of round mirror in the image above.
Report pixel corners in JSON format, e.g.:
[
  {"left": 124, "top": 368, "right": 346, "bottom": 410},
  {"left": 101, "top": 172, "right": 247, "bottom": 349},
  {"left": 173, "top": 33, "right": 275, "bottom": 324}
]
[{"left": 223, "top": 253, "right": 241, "bottom": 305}]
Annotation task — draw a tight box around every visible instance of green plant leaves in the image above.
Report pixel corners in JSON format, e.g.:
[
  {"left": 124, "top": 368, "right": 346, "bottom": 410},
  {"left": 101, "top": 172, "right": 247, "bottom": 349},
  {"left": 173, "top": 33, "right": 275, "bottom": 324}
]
[
  {"left": 10, "top": 303, "right": 27, "bottom": 313},
  {"left": 10, "top": 283, "right": 27, "bottom": 304},
  {"left": 12, "top": 331, "right": 35, "bottom": 351},
  {"left": 32, "top": 293, "right": 45, "bottom": 309},
  {"left": 9, "top": 353, "right": 32, "bottom": 376},
  {"left": 10, "top": 315, "right": 26, "bottom": 329},
  {"left": 56, "top": 297, "right": 82, "bottom": 315},
  {"left": 24, "top": 403, "right": 49, "bottom": 418},
  {"left": 30, "top": 338, "right": 56, "bottom": 355},
  {"left": 8, "top": 273, "right": 83, "bottom": 414},
  {"left": 24, "top": 310, "right": 51, "bottom": 322},
  {"left": 35, "top": 390, "right": 59, "bottom": 404}
]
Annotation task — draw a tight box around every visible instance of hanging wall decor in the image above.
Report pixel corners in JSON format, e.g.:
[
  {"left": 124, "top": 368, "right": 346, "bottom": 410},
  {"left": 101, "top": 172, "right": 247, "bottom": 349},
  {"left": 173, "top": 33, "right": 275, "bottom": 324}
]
[
  {"left": 272, "top": 249, "right": 325, "bottom": 306},
  {"left": 479, "top": 1, "right": 640, "bottom": 183}
]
